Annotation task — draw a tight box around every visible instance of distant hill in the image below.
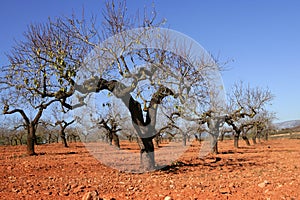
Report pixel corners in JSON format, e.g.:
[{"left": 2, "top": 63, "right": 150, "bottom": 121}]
[{"left": 275, "top": 120, "right": 300, "bottom": 130}]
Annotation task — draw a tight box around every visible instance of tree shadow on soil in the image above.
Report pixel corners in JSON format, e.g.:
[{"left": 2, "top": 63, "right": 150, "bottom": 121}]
[
  {"left": 158, "top": 157, "right": 222, "bottom": 173},
  {"left": 157, "top": 153, "right": 274, "bottom": 174},
  {"left": 37, "top": 151, "right": 79, "bottom": 156}
]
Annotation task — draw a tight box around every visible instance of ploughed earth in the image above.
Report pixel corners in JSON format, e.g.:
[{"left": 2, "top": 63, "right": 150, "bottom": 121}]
[{"left": 0, "top": 135, "right": 300, "bottom": 200}]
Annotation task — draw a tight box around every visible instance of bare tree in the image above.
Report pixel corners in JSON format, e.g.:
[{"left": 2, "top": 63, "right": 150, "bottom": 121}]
[
  {"left": 91, "top": 102, "right": 124, "bottom": 149},
  {"left": 3, "top": 117, "right": 26, "bottom": 145},
  {"left": 0, "top": 17, "right": 88, "bottom": 155},
  {"left": 247, "top": 110, "right": 276, "bottom": 143},
  {"left": 225, "top": 81, "right": 274, "bottom": 148},
  {"left": 51, "top": 104, "right": 75, "bottom": 147},
  {"left": 38, "top": 120, "right": 59, "bottom": 144},
  {"left": 70, "top": 0, "right": 216, "bottom": 170},
  {"left": 66, "top": 127, "right": 80, "bottom": 143},
  {"left": 55, "top": 119, "right": 75, "bottom": 147}
]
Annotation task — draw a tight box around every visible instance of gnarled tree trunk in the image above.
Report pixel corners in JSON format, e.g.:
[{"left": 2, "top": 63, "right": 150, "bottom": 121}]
[{"left": 76, "top": 76, "right": 175, "bottom": 170}]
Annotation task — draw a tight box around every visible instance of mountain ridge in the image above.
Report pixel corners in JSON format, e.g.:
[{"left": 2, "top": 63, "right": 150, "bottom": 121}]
[{"left": 274, "top": 120, "right": 300, "bottom": 130}]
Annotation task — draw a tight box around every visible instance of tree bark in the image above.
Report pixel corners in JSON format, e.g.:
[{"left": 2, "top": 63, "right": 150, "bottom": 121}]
[
  {"left": 60, "top": 131, "right": 68, "bottom": 147},
  {"left": 182, "top": 133, "right": 187, "bottom": 146},
  {"left": 48, "top": 134, "right": 51, "bottom": 144},
  {"left": 213, "top": 140, "right": 218, "bottom": 154},
  {"left": 107, "top": 131, "right": 113, "bottom": 145},
  {"left": 219, "top": 133, "right": 225, "bottom": 142},
  {"left": 210, "top": 133, "right": 218, "bottom": 154},
  {"left": 154, "top": 134, "right": 160, "bottom": 148},
  {"left": 207, "top": 118, "right": 222, "bottom": 154},
  {"left": 234, "top": 133, "right": 240, "bottom": 148},
  {"left": 138, "top": 137, "right": 155, "bottom": 170},
  {"left": 264, "top": 131, "right": 269, "bottom": 141},
  {"left": 112, "top": 132, "right": 120, "bottom": 149},
  {"left": 27, "top": 123, "right": 37, "bottom": 155},
  {"left": 242, "top": 134, "right": 251, "bottom": 146},
  {"left": 252, "top": 136, "right": 257, "bottom": 144}
]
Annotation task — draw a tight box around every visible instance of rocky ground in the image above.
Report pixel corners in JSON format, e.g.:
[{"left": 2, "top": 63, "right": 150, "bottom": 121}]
[{"left": 0, "top": 137, "right": 299, "bottom": 200}]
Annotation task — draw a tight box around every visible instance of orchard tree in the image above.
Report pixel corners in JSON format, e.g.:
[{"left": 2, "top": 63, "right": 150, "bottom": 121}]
[
  {"left": 51, "top": 104, "right": 75, "bottom": 147},
  {"left": 225, "top": 82, "right": 274, "bottom": 148},
  {"left": 55, "top": 119, "right": 75, "bottom": 147},
  {"left": 198, "top": 110, "right": 225, "bottom": 154},
  {"left": 0, "top": 17, "right": 89, "bottom": 155},
  {"left": 70, "top": 0, "right": 221, "bottom": 170},
  {"left": 90, "top": 101, "right": 126, "bottom": 149},
  {"left": 249, "top": 110, "right": 276, "bottom": 143},
  {"left": 38, "top": 120, "right": 59, "bottom": 144}
]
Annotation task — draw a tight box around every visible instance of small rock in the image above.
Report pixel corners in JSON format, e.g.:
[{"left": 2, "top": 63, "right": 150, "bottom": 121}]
[
  {"left": 63, "top": 191, "right": 69, "bottom": 196},
  {"left": 219, "top": 188, "right": 230, "bottom": 194},
  {"left": 82, "top": 191, "right": 100, "bottom": 200},
  {"left": 71, "top": 184, "right": 78, "bottom": 189},
  {"left": 12, "top": 188, "right": 20, "bottom": 193},
  {"left": 258, "top": 181, "right": 267, "bottom": 188},
  {"left": 164, "top": 196, "right": 172, "bottom": 200},
  {"left": 127, "top": 186, "right": 134, "bottom": 191},
  {"left": 43, "top": 191, "right": 52, "bottom": 195},
  {"left": 264, "top": 189, "right": 269, "bottom": 193},
  {"left": 258, "top": 180, "right": 270, "bottom": 188},
  {"left": 79, "top": 185, "right": 86, "bottom": 190}
]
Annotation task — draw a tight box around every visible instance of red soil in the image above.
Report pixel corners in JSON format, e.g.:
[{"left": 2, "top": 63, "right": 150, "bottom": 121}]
[{"left": 0, "top": 138, "right": 299, "bottom": 199}]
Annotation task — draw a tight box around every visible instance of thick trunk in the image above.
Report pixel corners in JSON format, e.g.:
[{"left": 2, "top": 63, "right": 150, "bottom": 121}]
[
  {"left": 213, "top": 141, "right": 218, "bottom": 154},
  {"left": 27, "top": 124, "right": 36, "bottom": 155},
  {"left": 61, "top": 131, "right": 68, "bottom": 147},
  {"left": 234, "top": 133, "right": 240, "bottom": 148},
  {"left": 207, "top": 118, "right": 222, "bottom": 154},
  {"left": 242, "top": 134, "right": 251, "bottom": 146},
  {"left": 219, "top": 133, "right": 225, "bottom": 142},
  {"left": 210, "top": 134, "right": 218, "bottom": 154},
  {"left": 154, "top": 134, "right": 160, "bottom": 148},
  {"left": 252, "top": 136, "right": 257, "bottom": 144},
  {"left": 48, "top": 134, "right": 51, "bottom": 144},
  {"left": 264, "top": 131, "right": 269, "bottom": 141},
  {"left": 112, "top": 132, "right": 120, "bottom": 149},
  {"left": 139, "top": 137, "right": 155, "bottom": 170},
  {"left": 107, "top": 132, "right": 112, "bottom": 145},
  {"left": 182, "top": 133, "right": 187, "bottom": 146},
  {"left": 194, "top": 133, "right": 201, "bottom": 143}
]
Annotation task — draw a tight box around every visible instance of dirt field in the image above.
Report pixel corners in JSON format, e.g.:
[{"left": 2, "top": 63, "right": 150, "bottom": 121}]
[{"left": 0, "top": 137, "right": 299, "bottom": 200}]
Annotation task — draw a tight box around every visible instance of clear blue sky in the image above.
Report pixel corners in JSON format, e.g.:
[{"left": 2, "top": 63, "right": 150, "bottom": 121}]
[{"left": 1, "top": 0, "right": 299, "bottom": 122}]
